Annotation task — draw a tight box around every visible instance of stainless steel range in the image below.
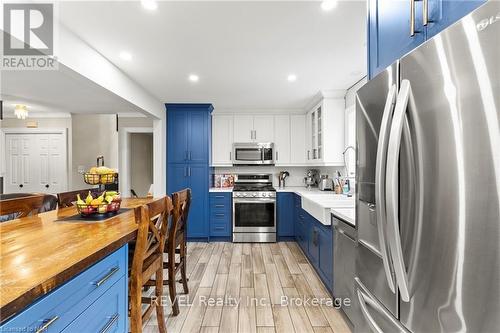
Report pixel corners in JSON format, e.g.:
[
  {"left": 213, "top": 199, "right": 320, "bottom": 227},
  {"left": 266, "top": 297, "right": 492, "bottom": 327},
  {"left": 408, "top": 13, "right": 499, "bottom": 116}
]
[{"left": 232, "top": 174, "right": 276, "bottom": 243}]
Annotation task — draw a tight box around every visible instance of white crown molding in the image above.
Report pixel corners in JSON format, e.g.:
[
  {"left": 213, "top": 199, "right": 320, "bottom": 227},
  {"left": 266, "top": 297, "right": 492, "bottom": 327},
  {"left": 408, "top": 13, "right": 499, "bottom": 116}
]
[
  {"left": 213, "top": 108, "right": 305, "bottom": 115},
  {"left": 304, "top": 89, "right": 347, "bottom": 111}
]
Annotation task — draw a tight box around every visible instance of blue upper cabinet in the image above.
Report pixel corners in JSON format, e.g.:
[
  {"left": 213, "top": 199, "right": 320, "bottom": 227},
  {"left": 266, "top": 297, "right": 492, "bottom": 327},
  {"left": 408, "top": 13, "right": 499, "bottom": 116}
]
[
  {"left": 368, "top": 0, "right": 487, "bottom": 78},
  {"left": 166, "top": 104, "right": 213, "bottom": 240},
  {"left": 368, "top": 0, "right": 425, "bottom": 78},
  {"left": 425, "top": 0, "right": 486, "bottom": 38}
]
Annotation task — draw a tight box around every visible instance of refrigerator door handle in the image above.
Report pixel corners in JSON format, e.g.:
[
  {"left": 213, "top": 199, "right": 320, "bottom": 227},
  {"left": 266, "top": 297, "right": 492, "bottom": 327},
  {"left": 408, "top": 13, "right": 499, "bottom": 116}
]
[
  {"left": 386, "top": 79, "right": 412, "bottom": 302},
  {"left": 375, "top": 83, "right": 398, "bottom": 293},
  {"left": 356, "top": 289, "right": 384, "bottom": 333}
]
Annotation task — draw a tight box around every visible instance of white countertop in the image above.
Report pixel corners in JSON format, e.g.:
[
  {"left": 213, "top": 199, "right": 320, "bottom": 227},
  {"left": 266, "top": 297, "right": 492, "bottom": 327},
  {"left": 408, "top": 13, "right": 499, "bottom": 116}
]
[
  {"left": 277, "top": 187, "right": 354, "bottom": 226},
  {"left": 330, "top": 208, "right": 356, "bottom": 226},
  {"left": 209, "top": 186, "right": 355, "bottom": 227},
  {"left": 209, "top": 187, "right": 233, "bottom": 192}
]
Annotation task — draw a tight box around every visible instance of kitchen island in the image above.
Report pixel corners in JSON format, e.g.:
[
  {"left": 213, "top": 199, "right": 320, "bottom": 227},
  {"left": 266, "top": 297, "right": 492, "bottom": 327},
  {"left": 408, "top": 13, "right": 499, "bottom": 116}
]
[{"left": 0, "top": 198, "right": 152, "bottom": 331}]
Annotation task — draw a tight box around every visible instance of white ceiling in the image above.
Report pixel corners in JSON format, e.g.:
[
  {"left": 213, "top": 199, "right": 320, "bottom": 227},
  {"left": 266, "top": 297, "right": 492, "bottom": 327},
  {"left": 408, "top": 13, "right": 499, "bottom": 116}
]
[
  {"left": 1, "top": 66, "right": 148, "bottom": 117},
  {"left": 59, "top": 0, "right": 367, "bottom": 110}
]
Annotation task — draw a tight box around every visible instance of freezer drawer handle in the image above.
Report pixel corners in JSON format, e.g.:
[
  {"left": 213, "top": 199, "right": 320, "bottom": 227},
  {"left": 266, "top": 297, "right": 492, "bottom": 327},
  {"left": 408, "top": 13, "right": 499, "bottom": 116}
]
[
  {"left": 374, "top": 84, "right": 397, "bottom": 293},
  {"left": 386, "top": 79, "right": 414, "bottom": 302},
  {"left": 338, "top": 228, "right": 356, "bottom": 243},
  {"left": 356, "top": 289, "right": 384, "bottom": 333}
]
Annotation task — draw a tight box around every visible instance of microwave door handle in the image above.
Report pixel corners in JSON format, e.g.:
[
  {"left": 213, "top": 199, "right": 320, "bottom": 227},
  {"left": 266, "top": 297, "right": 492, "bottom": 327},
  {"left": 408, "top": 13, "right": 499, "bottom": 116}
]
[
  {"left": 386, "top": 79, "right": 412, "bottom": 302},
  {"left": 374, "top": 84, "right": 398, "bottom": 293}
]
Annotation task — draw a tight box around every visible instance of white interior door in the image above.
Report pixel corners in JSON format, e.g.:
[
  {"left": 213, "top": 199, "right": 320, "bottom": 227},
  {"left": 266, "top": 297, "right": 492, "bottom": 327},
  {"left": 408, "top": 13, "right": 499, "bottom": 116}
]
[{"left": 4, "top": 131, "right": 67, "bottom": 194}]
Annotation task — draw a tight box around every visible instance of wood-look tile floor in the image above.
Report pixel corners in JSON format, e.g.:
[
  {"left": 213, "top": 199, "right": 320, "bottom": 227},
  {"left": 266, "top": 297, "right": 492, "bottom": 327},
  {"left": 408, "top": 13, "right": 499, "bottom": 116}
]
[{"left": 143, "top": 242, "right": 352, "bottom": 333}]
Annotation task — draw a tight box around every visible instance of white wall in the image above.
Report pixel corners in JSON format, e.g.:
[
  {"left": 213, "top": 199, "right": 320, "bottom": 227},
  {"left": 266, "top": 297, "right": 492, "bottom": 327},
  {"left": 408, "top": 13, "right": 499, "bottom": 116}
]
[
  {"left": 71, "top": 114, "right": 118, "bottom": 190},
  {"left": 345, "top": 77, "right": 367, "bottom": 109},
  {"left": 130, "top": 133, "right": 153, "bottom": 196},
  {"left": 214, "top": 165, "right": 343, "bottom": 188}
]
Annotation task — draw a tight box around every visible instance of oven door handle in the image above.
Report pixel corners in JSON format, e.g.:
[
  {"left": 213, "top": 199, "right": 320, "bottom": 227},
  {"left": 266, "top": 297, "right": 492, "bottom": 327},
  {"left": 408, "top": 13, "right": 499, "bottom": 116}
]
[{"left": 233, "top": 199, "right": 276, "bottom": 204}]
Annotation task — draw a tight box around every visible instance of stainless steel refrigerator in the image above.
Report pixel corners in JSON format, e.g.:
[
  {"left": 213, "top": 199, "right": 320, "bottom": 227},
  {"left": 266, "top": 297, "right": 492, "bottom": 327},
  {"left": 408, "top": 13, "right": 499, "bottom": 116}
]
[{"left": 354, "top": 1, "right": 499, "bottom": 332}]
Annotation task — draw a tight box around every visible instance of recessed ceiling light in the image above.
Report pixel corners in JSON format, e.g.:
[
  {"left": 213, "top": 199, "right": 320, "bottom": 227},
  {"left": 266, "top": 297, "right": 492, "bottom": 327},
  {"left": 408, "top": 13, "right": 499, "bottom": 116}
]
[
  {"left": 141, "top": 0, "right": 158, "bottom": 11},
  {"left": 287, "top": 74, "right": 297, "bottom": 82},
  {"left": 321, "top": 0, "right": 338, "bottom": 11},
  {"left": 188, "top": 74, "right": 199, "bottom": 83},
  {"left": 119, "top": 51, "right": 132, "bottom": 61}
]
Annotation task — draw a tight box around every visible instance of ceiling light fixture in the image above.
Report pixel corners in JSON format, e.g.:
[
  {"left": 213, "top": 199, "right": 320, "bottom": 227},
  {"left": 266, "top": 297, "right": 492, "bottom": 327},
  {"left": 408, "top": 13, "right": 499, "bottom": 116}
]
[
  {"left": 287, "top": 74, "right": 297, "bottom": 82},
  {"left": 188, "top": 74, "right": 199, "bottom": 83},
  {"left": 14, "top": 104, "right": 28, "bottom": 119},
  {"left": 321, "top": 0, "right": 338, "bottom": 11},
  {"left": 119, "top": 51, "right": 132, "bottom": 61},
  {"left": 141, "top": 0, "right": 158, "bottom": 11},
  {"left": 120, "top": 51, "right": 132, "bottom": 61}
]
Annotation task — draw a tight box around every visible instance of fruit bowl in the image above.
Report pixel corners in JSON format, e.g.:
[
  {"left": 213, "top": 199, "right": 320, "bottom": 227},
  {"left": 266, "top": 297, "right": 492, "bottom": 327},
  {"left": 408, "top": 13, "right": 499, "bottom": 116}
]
[{"left": 76, "top": 191, "right": 122, "bottom": 216}]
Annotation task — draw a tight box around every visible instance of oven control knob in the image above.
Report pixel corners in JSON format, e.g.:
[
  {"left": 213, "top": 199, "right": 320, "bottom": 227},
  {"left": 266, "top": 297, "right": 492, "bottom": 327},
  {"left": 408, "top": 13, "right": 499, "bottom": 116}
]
[
  {"left": 252, "top": 193, "right": 257, "bottom": 197},
  {"left": 243, "top": 193, "right": 247, "bottom": 197}
]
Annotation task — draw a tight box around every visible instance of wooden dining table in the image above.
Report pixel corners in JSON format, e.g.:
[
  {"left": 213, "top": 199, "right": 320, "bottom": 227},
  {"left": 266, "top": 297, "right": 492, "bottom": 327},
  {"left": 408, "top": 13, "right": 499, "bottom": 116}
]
[{"left": 0, "top": 198, "right": 153, "bottom": 323}]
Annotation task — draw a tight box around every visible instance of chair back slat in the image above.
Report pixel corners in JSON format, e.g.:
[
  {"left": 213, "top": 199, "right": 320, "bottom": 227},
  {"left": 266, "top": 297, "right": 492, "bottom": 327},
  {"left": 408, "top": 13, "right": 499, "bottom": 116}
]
[
  {"left": 0, "top": 195, "right": 45, "bottom": 218},
  {"left": 132, "top": 197, "right": 173, "bottom": 277},
  {"left": 169, "top": 189, "right": 191, "bottom": 246},
  {"left": 57, "top": 189, "right": 99, "bottom": 208}
]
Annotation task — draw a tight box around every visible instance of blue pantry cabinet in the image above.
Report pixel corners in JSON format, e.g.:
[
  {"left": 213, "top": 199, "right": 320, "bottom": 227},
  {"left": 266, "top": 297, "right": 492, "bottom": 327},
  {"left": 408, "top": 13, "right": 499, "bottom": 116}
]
[
  {"left": 368, "top": 0, "right": 486, "bottom": 78},
  {"left": 166, "top": 104, "right": 213, "bottom": 240}
]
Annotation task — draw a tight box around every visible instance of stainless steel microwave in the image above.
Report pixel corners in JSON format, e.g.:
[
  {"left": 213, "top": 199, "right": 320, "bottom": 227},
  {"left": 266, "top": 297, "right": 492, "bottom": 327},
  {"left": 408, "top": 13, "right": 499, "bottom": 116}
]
[{"left": 232, "top": 143, "right": 274, "bottom": 165}]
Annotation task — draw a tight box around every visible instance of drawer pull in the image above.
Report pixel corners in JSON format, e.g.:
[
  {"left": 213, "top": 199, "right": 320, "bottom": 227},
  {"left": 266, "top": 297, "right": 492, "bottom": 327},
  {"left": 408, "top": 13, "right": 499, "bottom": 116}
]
[
  {"left": 94, "top": 267, "right": 119, "bottom": 287},
  {"left": 214, "top": 226, "right": 225, "bottom": 230},
  {"left": 215, "top": 204, "right": 225, "bottom": 208},
  {"left": 215, "top": 213, "right": 225, "bottom": 217},
  {"left": 35, "top": 315, "right": 59, "bottom": 333},
  {"left": 99, "top": 314, "right": 119, "bottom": 333},
  {"left": 215, "top": 196, "right": 225, "bottom": 199}
]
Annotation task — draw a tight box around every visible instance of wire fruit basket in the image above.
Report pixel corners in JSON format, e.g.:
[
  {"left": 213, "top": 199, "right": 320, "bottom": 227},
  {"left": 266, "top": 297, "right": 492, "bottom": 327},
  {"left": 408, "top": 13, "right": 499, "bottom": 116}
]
[
  {"left": 83, "top": 172, "right": 118, "bottom": 185},
  {"left": 76, "top": 198, "right": 122, "bottom": 216}
]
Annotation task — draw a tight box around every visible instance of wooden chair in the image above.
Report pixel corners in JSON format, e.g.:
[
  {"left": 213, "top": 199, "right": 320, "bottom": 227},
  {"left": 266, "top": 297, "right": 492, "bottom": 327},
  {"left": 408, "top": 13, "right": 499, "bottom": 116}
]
[
  {"left": 56, "top": 188, "right": 99, "bottom": 208},
  {"left": 129, "top": 196, "right": 172, "bottom": 333},
  {"left": 165, "top": 188, "right": 191, "bottom": 316},
  {"left": 0, "top": 195, "right": 45, "bottom": 220}
]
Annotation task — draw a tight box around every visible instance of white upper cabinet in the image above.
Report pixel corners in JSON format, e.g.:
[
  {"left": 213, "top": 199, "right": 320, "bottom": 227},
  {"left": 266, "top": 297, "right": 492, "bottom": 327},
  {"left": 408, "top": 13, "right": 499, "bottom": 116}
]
[
  {"left": 253, "top": 115, "right": 274, "bottom": 142},
  {"left": 274, "top": 115, "right": 291, "bottom": 165},
  {"left": 212, "top": 114, "right": 234, "bottom": 166},
  {"left": 233, "top": 115, "right": 254, "bottom": 142},
  {"left": 306, "top": 98, "right": 345, "bottom": 166},
  {"left": 233, "top": 114, "right": 274, "bottom": 143},
  {"left": 290, "top": 114, "right": 306, "bottom": 165}
]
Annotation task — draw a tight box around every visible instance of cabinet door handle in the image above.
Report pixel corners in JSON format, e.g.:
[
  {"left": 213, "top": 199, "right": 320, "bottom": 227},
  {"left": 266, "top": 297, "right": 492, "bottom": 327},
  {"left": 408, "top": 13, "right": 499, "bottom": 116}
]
[
  {"left": 423, "top": 0, "right": 430, "bottom": 26},
  {"left": 307, "top": 150, "right": 310, "bottom": 160},
  {"left": 35, "top": 315, "right": 59, "bottom": 333},
  {"left": 189, "top": 151, "right": 192, "bottom": 160},
  {"left": 45, "top": 184, "right": 49, "bottom": 188},
  {"left": 184, "top": 167, "right": 187, "bottom": 177},
  {"left": 99, "top": 314, "right": 119, "bottom": 333},
  {"left": 185, "top": 151, "right": 189, "bottom": 161},
  {"left": 229, "top": 151, "right": 232, "bottom": 161},
  {"left": 275, "top": 151, "right": 278, "bottom": 161},
  {"left": 410, "top": 0, "right": 421, "bottom": 36},
  {"left": 93, "top": 267, "right": 119, "bottom": 287},
  {"left": 188, "top": 167, "right": 191, "bottom": 177}
]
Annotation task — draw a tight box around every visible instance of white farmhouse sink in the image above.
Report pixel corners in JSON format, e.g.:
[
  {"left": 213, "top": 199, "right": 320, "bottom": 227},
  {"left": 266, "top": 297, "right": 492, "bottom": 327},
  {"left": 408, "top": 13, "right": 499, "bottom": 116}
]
[{"left": 301, "top": 194, "right": 354, "bottom": 226}]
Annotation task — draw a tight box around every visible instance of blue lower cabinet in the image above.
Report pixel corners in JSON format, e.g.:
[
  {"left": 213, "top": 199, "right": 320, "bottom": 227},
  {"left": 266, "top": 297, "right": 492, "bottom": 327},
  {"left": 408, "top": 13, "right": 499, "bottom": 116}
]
[
  {"left": 62, "top": 276, "right": 126, "bottom": 333},
  {"left": 318, "top": 225, "right": 333, "bottom": 289},
  {"left": 187, "top": 165, "right": 209, "bottom": 239},
  {"left": 209, "top": 192, "right": 231, "bottom": 239},
  {"left": 277, "top": 192, "right": 294, "bottom": 239},
  {"left": 0, "top": 245, "right": 128, "bottom": 333},
  {"left": 308, "top": 222, "right": 320, "bottom": 266}
]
